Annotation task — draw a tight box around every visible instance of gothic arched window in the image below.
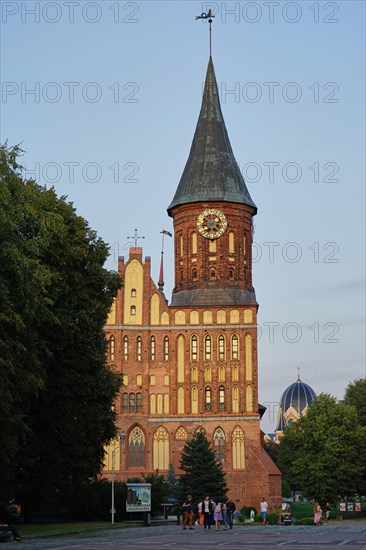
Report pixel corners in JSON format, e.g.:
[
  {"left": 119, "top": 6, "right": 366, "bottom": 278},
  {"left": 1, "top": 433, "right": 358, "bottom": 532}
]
[
  {"left": 150, "top": 336, "right": 156, "bottom": 361},
  {"left": 164, "top": 336, "right": 169, "bottom": 361},
  {"left": 205, "top": 386, "right": 212, "bottom": 411},
  {"left": 129, "top": 427, "right": 145, "bottom": 468},
  {"left": 109, "top": 336, "right": 115, "bottom": 360},
  {"left": 123, "top": 336, "right": 128, "bottom": 361},
  {"left": 213, "top": 427, "right": 225, "bottom": 463},
  {"left": 137, "top": 336, "right": 142, "bottom": 361},
  {"left": 205, "top": 335, "right": 212, "bottom": 360}
]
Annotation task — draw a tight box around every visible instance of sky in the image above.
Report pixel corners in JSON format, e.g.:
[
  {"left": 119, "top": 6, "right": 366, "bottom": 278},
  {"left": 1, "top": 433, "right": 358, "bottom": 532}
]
[{"left": 1, "top": 0, "right": 365, "bottom": 434}]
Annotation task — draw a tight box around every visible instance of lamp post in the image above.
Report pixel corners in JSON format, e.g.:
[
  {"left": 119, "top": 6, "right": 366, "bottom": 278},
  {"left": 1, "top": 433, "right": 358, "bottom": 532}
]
[{"left": 111, "top": 433, "right": 127, "bottom": 525}]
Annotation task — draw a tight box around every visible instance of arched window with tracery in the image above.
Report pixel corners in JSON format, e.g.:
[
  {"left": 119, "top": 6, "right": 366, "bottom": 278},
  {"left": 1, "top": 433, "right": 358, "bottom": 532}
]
[
  {"left": 175, "top": 426, "right": 188, "bottom": 440},
  {"left": 231, "top": 334, "right": 239, "bottom": 359},
  {"left": 136, "top": 392, "right": 142, "bottom": 412},
  {"left": 213, "top": 427, "right": 225, "bottom": 463},
  {"left": 137, "top": 336, "right": 142, "bottom": 361},
  {"left": 205, "top": 386, "right": 212, "bottom": 411},
  {"left": 205, "top": 335, "right": 212, "bottom": 360},
  {"left": 109, "top": 336, "right": 115, "bottom": 360},
  {"left": 219, "top": 385, "right": 225, "bottom": 411},
  {"left": 191, "top": 335, "right": 198, "bottom": 361},
  {"left": 164, "top": 336, "right": 169, "bottom": 361},
  {"left": 150, "top": 336, "right": 156, "bottom": 361},
  {"left": 232, "top": 426, "right": 245, "bottom": 469},
  {"left": 123, "top": 336, "right": 128, "bottom": 361},
  {"left": 129, "top": 427, "right": 145, "bottom": 468},
  {"left": 153, "top": 426, "right": 169, "bottom": 471},
  {"left": 218, "top": 334, "right": 225, "bottom": 359}
]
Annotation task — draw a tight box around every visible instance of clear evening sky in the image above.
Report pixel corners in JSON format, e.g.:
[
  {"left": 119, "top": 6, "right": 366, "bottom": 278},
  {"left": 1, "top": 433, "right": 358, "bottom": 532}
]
[{"left": 1, "top": 0, "right": 365, "bottom": 433}]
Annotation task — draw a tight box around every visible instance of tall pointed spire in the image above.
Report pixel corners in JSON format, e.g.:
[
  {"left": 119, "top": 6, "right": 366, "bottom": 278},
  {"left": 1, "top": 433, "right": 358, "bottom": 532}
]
[{"left": 168, "top": 57, "right": 256, "bottom": 216}]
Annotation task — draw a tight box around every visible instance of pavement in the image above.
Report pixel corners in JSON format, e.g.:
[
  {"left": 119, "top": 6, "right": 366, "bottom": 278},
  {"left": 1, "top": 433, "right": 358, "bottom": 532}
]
[{"left": 1, "top": 522, "right": 365, "bottom": 550}]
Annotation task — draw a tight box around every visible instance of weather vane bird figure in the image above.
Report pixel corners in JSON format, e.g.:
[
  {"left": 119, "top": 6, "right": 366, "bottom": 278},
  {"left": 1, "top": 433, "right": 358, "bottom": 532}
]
[
  {"left": 195, "top": 9, "right": 215, "bottom": 56},
  {"left": 195, "top": 9, "right": 215, "bottom": 21}
]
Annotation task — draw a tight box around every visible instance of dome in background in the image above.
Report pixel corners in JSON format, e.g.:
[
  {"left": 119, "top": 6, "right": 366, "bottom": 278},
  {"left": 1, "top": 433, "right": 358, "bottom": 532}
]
[{"left": 275, "top": 374, "right": 316, "bottom": 434}]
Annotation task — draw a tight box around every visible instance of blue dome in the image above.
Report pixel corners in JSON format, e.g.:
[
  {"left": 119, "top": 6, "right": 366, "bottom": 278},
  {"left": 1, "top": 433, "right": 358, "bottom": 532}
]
[{"left": 275, "top": 375, "right": 316, "bottom": 432}]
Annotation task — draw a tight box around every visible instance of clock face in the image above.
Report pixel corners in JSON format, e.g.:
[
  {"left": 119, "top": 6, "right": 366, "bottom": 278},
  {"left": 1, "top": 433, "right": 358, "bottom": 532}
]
[{"left": 196, "top": 209, "right": 227, "bottom": 239}]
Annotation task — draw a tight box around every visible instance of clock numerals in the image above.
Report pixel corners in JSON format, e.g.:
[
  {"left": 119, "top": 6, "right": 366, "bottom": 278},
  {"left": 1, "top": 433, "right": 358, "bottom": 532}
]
[{"left": 197, "top": 209, "right": 227, "bottom": 239}]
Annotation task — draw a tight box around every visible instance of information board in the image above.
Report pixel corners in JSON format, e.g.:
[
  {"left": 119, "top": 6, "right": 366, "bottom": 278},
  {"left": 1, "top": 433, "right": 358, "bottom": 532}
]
[{"left": 126, "top": 483, "right": 152, "bottom": 512}]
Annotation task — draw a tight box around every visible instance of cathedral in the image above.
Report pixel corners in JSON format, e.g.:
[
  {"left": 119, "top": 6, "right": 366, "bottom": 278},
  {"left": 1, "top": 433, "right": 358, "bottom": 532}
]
[{"left": 103, "top": 56, "right": 281, "bottom": 508}]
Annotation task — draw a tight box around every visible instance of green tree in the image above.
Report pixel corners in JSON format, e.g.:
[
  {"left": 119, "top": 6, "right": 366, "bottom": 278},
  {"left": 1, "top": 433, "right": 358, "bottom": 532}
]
[
  {"left": 0, "top": 144, "right": 122, "bottom": 516},
  {"left": 167, "top": 461, "right": 179, "bottom": 499},
  {"left": 143, "top": 473, "right": 170, "bottom": 515},
  {"left": 343, "top": 378, "right": 366, "bottom": 426},
  {"left": 279, "top": 393, "right": 366, "bottom": 503},
  {"left": 178, "top": 431, "right": 227, "bottom": 505}
]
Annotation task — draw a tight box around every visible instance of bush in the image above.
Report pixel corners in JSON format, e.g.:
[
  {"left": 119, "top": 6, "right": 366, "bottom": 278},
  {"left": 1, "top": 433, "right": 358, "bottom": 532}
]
[
  {"left": 255, "top": 512, "right": 278, "bottom": 525},
  {"left": 297, "top": 517, "right": 315, "bottom": 525}
]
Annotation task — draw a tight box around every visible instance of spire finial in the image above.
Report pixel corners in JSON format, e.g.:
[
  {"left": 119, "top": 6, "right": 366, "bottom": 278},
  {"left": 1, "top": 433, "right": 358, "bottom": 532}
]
[
  {"left": 297, "top": 367, "right": 301, "bottom": 381},
  {"left": 126, "top": 228, "right": 145, "bottom": 247},
  {"left": 158, "top": 229, "right": 172, "bottom": 290},
  {"left": 195, "top": 9, "right": 215, "bottom": 57}
]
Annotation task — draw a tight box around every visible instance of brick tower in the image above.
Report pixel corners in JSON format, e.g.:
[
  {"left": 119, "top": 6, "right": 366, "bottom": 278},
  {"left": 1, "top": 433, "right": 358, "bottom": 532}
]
[{"left": 103, "top": 57, "right": 281, "bottom": 509}]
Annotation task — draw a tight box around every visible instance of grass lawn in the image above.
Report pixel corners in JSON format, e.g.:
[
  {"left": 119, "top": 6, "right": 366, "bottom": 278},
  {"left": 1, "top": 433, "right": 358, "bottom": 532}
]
[{"left": 18, "top": 522, "right": 119, "bottom": 537}]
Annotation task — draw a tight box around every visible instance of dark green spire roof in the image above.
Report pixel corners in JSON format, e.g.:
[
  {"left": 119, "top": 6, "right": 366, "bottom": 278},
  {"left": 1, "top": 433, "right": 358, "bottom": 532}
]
[{"left": 168, "top": 57, "right": 257, "bottom": 216}]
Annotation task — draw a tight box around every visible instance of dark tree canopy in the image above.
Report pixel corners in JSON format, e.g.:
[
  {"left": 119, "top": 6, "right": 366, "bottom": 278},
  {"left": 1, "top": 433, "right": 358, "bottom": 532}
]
[
  {"left": 278, "top": 393, "right": 366, "bottom": 503},
  {"left": 178, "top": 431, "right": 227, "bottom": 506},
  {"left": 343, "top": 378, "right": 366, "bottom": 427},
  {"left": 0, "top": 144, "right": 122, "bottom": 514}
]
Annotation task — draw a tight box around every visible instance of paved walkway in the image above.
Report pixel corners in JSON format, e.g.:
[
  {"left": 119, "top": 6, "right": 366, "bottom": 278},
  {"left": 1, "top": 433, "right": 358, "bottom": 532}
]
[{"left": 1, "top": 523, "right": 365, "bottom": 550}]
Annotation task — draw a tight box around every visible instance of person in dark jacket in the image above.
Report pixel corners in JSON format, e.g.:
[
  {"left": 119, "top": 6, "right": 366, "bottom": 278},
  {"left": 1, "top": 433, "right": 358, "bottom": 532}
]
[
  {"left": 226, "top": 497, "right": 236, "bottom": 529},
  {"left": 0, "top": 518, "right": 22, "bottom": 542},
  {"left": 202, "top": 495, "right": 214, "bottom": 529}
]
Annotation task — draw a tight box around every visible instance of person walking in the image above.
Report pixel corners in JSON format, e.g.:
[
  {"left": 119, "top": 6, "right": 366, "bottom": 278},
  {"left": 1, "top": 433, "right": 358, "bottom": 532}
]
[
  {"left": 221, "top": 501, "right": 228, "bottom": 529},
  {"left": 213, "top": 500, "right": 223, "bottom": 531},
  {"left": 203, "top": 495, "right": 214, "bottom": 529},
  {"left": 226, "top": 497, "right": 236, "bottom": 529},
  {"left": 197, "top": 499, "right": 204, "bottom": 525},
  {"left": 324, "top": 502, "right": 331, "bottom": 525},
  {"left": 260, "top": 497, "right": 268, "bottom": 526},
  {"left": 182, "top": 495, "right": 194, "bottom": 530},
  {"left": 314, "top": 502, "right": 322, "bottom": 526}
]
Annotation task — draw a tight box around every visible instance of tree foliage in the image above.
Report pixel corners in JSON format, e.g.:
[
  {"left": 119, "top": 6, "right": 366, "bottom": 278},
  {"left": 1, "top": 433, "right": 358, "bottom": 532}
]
[
  {"left": 0, "top": 144, "right": 122, "bottom": 515},
  {"left": 178, "top": 431, "right": 227, "bottom": 506},
  {"left": 343, "top": 378, "right": 366, "bottom": 426},
  {"left": 278, "top": 393, "right": 366, "bottom": 503}
]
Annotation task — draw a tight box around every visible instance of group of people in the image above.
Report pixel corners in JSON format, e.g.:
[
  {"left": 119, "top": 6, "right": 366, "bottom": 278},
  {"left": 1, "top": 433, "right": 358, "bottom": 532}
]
[
  {"left": 182, "top": 495, "right": 236, "bottom": 531},
  {"left": 314, "top": 502, "right": 331, "bottom": 526}
]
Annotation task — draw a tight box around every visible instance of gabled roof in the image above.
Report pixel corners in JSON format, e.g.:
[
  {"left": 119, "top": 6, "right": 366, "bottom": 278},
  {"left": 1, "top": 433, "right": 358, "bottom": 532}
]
[{"left": 167, "top": 57, "right": 256, "bottom": 216}]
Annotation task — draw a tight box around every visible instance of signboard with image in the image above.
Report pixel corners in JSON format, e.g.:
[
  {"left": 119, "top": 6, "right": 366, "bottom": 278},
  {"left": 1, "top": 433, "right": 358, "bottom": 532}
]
[{"left": 126, "top": 483, "right": 152, "bottom": 512}]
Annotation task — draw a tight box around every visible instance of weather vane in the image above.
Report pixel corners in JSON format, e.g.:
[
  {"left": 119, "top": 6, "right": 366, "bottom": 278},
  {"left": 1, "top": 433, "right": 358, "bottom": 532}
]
[
  {"left": 195, "top": 9, "right": 215, "bottom": 57},
  {"left": 125, "top": 228, "right": 145, "bottom": 249}
]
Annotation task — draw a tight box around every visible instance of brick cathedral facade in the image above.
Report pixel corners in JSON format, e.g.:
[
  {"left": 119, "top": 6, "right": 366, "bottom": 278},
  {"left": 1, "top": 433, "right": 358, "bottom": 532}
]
[{"left": 103, "top": 57, "right": 281, "bottom": 508}]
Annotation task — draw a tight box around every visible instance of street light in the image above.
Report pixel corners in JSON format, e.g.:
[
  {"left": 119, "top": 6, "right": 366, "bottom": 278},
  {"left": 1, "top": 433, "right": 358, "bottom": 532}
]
[{"left": 111, "top": 433, "right": 127, "bottom": 525}]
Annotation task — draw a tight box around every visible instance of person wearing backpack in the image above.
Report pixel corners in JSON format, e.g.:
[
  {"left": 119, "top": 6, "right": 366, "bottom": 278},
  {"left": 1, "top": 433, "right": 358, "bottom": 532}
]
[{"left": 213, "top": 500, "right": 223, "bottom": 531}]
